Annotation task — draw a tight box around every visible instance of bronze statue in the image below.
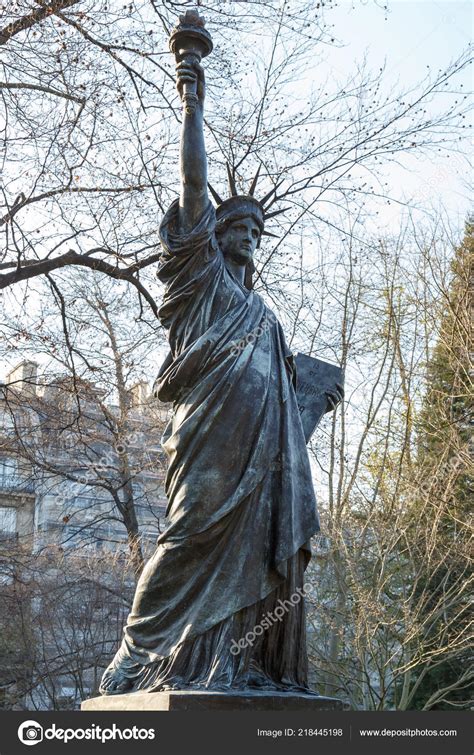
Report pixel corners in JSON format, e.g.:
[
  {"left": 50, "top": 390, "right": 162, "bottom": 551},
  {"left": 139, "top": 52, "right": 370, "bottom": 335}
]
[{"left": 99, "top": 11, "right": 342, "bottom": 697}]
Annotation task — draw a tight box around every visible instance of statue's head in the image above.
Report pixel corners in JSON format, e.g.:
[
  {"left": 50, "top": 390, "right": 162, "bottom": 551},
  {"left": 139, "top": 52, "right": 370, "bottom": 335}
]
[
  {"left": 209, "top": 165, "right": 287, "bottom": 289},
  {"left": 215, "top": 195, "right": 264, "bottom": 267}
]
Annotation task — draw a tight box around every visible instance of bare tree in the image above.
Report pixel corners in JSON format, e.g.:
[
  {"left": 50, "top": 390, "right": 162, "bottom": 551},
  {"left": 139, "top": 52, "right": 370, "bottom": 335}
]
[
  {"left": 1, "top": 277, "right": 169, "bottom": 576},
  {"left": 0, "top": 1, "right": 470, "bottom": 308},
  {"left": 0, "top": 541, "right": 136, "bottom": 709},
  {"left": 304, "top": 216, "right": 472, "bottom": 710}
]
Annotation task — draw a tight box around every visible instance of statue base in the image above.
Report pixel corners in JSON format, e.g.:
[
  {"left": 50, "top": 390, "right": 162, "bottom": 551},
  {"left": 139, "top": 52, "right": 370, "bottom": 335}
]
[{"left": 81, "top": 689, "right": 343, "bottom": 711}]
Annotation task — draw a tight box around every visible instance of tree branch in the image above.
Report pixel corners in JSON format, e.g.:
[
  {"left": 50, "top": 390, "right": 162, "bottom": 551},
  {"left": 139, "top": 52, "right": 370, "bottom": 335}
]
[{"left": 0, "top": 0, "right": 79, "bottom": 46}]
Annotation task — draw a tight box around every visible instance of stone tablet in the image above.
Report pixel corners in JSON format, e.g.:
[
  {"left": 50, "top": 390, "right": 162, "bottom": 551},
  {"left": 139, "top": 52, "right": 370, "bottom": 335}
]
[{"left": 294, "top": 353, "right": 344, "bottom": 442}]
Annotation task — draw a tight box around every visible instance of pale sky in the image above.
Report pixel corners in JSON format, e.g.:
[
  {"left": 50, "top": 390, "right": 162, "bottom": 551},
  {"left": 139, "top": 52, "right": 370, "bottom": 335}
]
[
  {"left": 330, "top": 1, "right": 471, "bottom": 75},
  {"left": 321, "top": 0, "right": 472, "bottom": 228}
]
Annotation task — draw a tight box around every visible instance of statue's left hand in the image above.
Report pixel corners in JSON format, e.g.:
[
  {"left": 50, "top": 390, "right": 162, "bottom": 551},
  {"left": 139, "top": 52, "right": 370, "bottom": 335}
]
[{"left": 324, "top": 382, "right": 344, "bottom": 413}]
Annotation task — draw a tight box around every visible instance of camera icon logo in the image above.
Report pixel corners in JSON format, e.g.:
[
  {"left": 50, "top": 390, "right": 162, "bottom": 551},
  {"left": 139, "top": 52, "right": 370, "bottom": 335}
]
[{"left": 18, "top": 720, "right": 44, "bottom": 746}]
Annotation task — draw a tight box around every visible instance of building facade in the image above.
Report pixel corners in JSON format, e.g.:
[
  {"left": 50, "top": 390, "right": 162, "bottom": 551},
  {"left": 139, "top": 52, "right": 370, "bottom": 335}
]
[{"left": 0, "top": 361, "right": 169, "bottom": 709}]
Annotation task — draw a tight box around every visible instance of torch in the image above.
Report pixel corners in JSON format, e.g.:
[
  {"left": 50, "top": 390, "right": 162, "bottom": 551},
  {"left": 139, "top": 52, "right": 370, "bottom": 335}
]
[{"left": 169, "top": 10, "right": 213, "bottom": 115}]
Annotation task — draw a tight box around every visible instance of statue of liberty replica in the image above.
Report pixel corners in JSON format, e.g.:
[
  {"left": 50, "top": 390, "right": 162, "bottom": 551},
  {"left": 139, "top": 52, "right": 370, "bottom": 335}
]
[{"left": 99, "top": 11, "right": 342, "bottom": 703}]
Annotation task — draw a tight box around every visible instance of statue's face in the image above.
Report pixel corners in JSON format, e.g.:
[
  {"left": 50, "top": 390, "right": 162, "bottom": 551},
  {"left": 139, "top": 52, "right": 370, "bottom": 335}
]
[{"left": 218, "top": 217, "right": 260, "bottom": 266}]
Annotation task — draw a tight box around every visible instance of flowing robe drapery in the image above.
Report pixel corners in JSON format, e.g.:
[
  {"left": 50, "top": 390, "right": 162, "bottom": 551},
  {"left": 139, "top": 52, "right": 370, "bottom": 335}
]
[{"left": 113, "top": 200, "right": 319, "bottom": 690}]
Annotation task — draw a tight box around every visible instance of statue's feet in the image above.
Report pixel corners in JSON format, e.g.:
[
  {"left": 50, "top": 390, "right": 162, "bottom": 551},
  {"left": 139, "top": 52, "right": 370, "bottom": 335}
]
[{"left": 99, "top": 663, "right": 134, "bottom": 696}]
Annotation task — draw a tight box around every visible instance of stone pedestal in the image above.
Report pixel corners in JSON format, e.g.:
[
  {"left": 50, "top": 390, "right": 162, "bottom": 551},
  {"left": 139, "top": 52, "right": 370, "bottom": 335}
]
[{"left": 81, "top": 690, "right": 343, "bottom": 711}]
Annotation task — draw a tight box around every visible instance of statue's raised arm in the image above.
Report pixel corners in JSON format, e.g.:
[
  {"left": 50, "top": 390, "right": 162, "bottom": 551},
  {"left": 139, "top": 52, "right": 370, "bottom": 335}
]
[{"left": 170, "top": 11, "right": 213, "bottom": 233}]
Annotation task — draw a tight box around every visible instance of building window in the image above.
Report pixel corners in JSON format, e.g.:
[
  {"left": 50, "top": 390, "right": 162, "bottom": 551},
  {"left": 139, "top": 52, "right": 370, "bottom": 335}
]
[
  {"left": 0, "top": 411, "right": 14, "bottom": 431},
  {"left": 0, "top": 458, "right": 18, "bottom": 482},
  {"left": 0, "top": 458, "right": 33, "bottom": 492},
  {"left": 0, "top": 506, "right": 17, "bottom": 537}
]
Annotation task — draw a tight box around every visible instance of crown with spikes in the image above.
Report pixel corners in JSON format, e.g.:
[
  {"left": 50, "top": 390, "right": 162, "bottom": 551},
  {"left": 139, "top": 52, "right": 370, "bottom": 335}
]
[{"left": 208, "top": 163, "right": 289, "bottom": 240}]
